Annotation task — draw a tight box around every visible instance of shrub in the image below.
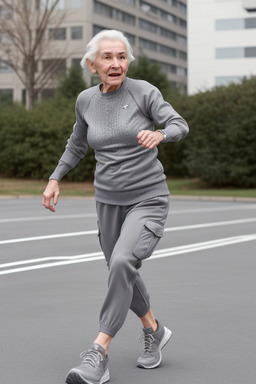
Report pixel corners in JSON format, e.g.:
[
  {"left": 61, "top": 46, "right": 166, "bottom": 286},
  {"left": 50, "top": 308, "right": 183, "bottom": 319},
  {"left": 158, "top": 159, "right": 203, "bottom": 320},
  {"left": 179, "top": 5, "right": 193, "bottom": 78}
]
[
  {"left": 182, "top": 77, "right": 256, "bottom": 187},
  {"left": 0, "top": 99, "right": 95, "bottom": 180}
]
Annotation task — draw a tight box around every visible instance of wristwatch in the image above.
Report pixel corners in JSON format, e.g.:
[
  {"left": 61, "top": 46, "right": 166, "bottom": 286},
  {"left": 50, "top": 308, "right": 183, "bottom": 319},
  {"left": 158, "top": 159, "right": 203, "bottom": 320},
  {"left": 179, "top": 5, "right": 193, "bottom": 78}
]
[{"left": 158, "top": 130, "right": 167, "bottom": 141}]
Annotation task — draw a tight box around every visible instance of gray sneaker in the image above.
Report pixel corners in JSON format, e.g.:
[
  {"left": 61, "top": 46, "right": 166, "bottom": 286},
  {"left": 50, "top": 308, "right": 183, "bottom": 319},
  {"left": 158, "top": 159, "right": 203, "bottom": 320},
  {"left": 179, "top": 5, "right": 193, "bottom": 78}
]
[
  {"left": 137, "top": 320, "right": 172, "bottom": 369},
  {"left": 65, "top": 343, "right": 110, "bottom": 384}
]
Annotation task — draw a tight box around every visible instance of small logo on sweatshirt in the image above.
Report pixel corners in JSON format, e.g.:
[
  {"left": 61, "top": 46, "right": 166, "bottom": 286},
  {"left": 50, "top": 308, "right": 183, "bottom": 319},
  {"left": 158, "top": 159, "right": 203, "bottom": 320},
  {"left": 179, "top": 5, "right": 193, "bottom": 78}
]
[{"left": 122, "top": 104, "right": 128, "bottom": 110}]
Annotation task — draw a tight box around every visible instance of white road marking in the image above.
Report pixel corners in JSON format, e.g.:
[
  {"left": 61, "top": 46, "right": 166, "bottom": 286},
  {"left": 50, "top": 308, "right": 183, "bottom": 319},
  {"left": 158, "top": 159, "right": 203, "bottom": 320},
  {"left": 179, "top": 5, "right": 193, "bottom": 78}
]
[
  {"left": 0, "top": 234, "right": 256, "bottom": 276},
  {"left": 0, "top": 251, "right": 103, "bottom": 269},
  {"left": 1, "top": 204, "right": 255, "bottom": 223},
  {"left": 0, "top": 213, "right": 97, "bottom": 223},
  {"left": 0, "top": 230, "right": 98, "bottom": 245},
  {"left": 164, "top": 217, "right": 256, "bottom": 232},
  {"left": 1, "top": 217, "right": 256, "bottom": 245}
]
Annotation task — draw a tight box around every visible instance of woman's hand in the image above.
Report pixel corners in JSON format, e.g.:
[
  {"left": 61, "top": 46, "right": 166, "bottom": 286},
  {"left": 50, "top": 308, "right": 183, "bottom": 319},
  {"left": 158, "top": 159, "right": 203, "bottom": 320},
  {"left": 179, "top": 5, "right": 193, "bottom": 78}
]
[
  {"left": 137, "top": 130, "right": 164, "bottom": 149},
  {"left": 42, "top": 179, "right": 60, "bottom": 212}
]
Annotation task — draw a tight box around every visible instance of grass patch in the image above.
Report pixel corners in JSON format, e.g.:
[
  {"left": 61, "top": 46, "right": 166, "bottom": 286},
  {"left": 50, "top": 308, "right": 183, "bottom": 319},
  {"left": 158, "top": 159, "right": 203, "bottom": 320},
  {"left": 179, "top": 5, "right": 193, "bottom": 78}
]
[
  {"left": 0, "top": 178, "right": 95, "bottom": 197},
  {"left": 167, "top": 179, "right": 256, "bottom": 199},
  {"left": 0, "top": 177, "right": 256, "bottom": 199}
]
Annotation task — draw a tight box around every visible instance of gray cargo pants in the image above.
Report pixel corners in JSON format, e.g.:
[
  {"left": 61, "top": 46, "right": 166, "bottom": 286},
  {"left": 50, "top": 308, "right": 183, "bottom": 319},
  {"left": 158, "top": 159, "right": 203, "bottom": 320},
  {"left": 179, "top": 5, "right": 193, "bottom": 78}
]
[{"left": 96, "top": 195, "right": 170, "bottom": 337}]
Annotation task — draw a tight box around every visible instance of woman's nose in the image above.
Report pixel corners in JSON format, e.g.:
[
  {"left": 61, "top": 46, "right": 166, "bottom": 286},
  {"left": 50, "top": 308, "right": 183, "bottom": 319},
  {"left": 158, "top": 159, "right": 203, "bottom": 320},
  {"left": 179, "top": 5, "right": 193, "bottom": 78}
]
[{"left": 111, "top": 57, "right": 119, "bottom": 67}]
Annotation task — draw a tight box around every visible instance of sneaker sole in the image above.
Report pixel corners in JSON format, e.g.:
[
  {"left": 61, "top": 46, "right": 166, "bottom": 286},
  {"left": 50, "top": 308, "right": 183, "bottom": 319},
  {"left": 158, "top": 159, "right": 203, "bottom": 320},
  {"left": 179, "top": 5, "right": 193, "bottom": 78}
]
[
  {"left": 137, "top": 327, "right": 172, "bottom": 369},
  {"left": 65, "top": 368, "right": 110, "bottom": 384}
]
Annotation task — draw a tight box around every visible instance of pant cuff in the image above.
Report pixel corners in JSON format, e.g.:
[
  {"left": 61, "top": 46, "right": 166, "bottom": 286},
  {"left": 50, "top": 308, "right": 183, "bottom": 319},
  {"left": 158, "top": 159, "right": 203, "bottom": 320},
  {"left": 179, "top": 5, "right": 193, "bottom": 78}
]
[{"left": 99, "top": 323, "right": 118, "bottom": 338}]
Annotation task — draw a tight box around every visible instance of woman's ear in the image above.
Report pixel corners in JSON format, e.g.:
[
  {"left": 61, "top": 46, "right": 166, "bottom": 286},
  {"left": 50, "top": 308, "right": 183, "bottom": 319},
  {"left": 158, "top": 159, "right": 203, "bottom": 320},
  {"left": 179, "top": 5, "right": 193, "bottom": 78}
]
[{"left": 86, "top": 58, "right": 97, "bottom": 74}]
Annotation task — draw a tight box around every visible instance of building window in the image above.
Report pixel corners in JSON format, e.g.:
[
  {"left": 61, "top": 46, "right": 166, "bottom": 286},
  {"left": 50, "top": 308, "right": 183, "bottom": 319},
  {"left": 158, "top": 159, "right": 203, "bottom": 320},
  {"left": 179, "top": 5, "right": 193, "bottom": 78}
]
[
  {"left": 140, "top": 1, "right": 186, "bottom": 29},
  {"left": 70, "top": 0, "right": 82, "bottom": 8},
  {"left": 0, "top": 89, "right": 13, "bottom": 103},
  {"left": 216, "top": 46, "right": 256, "bottom": 58},
  {"left": 42, "top": 59, "right": 66, "bottom": 76},
  {"left": 245, "top": 18, "right": 256, "bottom": 28},
  {"left": 49, "top": 27, "right": 66, "bottom": 40},
  {"left": 216, "top": 47, "right": 244, "bottom": 59},
  {"left": 245, "top": 46, "right": 256, "bottom": 57},
  {"left": 93, "top": 25, "right": 137, "bottom": 46},
  {"left": 139, "top": 19, "right": 158, "bottom": 34},
  {"left": 36, "top": 0, "right": 65, "bottom": 9},
  {"left": 178, "top": 2, "right": 187, "bottom": 14},
  {"left": 179, "top": 19, "right": 187, "bottom": 28},
  {"left": 177, "top": 35, "right": 187, "bottom": 46},
  {"left": 124, "top": 32, "right": 135, "bottom": 45},
  {"left": 72, "top": 58, "right": 82, "bottom": 67},
  {"left": 160, "top": 45, "right": 176, "bottom": 57},
  {"left": 94, "top": 1, "right": 112, "bottom": 17},
  {"left": 94, "top": 1, "right": 135, "bottom": 25},
  {"left": 0, "top": 61, "right": 13, "bottom": 73},
  {"left": 158, "top": 61, "right": 177, "bottom": 74},
  {"left": 177, "top": 66, "right": 187, "bottom": 77},
  {"left": 139, "top": 38, "right": 182, "bottom": 59},
  {"left": 179, "top": 51, "right": 187, "bottom": 60},
  {"left": 160, "top": 27, "right": 176, "bottom": 41},
  {"left": 140, "top": 1, "right": 158, "bottom": 15},
  {"left": 116, "top": 0, "right": 135, "bottom": 6},
  {"left": 71, "top": 26, "right": 83, "bottom": 39},
  {"left": 93, "top": 25, "right": 104, "bottom": 35},
  {"left": 216, "top": 19, "right": 244, "bottom": 30},
  {"left": 160, "top": 0, "right": 178, "bottom": 7},
  {"left": 139, "top": 38, "right": 157, "bottom": 52},
  {"left": 114, "top": 9, "right": 135, "bottom": 25},
  {"left": 215, "top": 76, "right": 242, "bottom": 86},
  {"left": 139, "top": 19, "right": 183, "bottom": 46},
  {"left": 216, "top": 17, "right": 256, "bottom": 30},
  {"left": 160, "top": 10, "right": 177, "bottom": 24}
]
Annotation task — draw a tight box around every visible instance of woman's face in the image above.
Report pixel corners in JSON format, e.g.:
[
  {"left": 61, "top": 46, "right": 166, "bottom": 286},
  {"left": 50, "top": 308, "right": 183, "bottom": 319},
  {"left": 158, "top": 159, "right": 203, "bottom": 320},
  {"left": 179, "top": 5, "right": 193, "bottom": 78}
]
[{"left": 87, "top": 39, "right": 129, "bottom": 93}]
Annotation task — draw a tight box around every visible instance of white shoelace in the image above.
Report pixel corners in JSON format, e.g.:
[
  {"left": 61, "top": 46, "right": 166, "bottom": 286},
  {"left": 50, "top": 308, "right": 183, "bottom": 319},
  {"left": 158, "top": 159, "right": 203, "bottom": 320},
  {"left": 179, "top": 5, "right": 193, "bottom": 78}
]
[
  {"left": 139, "top": 333, "right": 155, "bottom": 352},
  {"left": 80, "top": 350, "right": 103, "bottom": 367}
]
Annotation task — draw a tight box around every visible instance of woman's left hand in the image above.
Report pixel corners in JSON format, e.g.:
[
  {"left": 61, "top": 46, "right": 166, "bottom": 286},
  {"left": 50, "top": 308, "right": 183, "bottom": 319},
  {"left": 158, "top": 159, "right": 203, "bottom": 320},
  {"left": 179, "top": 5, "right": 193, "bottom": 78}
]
[{"left": 137, "top": 130, "right": 164, "bottom": 149}]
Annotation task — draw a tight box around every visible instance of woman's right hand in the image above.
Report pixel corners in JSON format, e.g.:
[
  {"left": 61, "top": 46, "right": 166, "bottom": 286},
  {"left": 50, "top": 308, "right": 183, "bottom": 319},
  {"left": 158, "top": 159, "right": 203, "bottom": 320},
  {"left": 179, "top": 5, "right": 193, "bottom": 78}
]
[{"left": 42, "top": 179, "right": 60, "bottom": 212}]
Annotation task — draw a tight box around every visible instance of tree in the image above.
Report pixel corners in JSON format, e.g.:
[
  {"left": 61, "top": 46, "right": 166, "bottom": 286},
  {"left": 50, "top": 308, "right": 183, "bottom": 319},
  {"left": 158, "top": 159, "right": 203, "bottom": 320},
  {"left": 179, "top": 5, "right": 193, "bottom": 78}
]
[
  {"left": 56, "top": 65, "right": 87, "bottom": 99},
  {"left": 127, "top": 54, "right": 179, "bottom": 100},
  {"left": 0, "top": 0, "right": 68, "bottom": 110}
]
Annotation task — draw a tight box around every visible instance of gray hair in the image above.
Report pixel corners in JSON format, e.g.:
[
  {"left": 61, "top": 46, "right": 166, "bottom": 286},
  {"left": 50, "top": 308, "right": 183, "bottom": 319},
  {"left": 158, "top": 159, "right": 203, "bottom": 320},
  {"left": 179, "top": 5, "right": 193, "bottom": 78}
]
[{"left": 80, "top": 29, "right": 135, "bottom": 68}]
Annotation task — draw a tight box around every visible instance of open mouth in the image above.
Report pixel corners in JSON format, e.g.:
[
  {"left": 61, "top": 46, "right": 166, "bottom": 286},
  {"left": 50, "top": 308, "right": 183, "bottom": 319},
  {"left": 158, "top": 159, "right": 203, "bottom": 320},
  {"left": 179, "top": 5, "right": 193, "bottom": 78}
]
[{"left": 109, "top": 73, "right": 121, "bottom": 78}]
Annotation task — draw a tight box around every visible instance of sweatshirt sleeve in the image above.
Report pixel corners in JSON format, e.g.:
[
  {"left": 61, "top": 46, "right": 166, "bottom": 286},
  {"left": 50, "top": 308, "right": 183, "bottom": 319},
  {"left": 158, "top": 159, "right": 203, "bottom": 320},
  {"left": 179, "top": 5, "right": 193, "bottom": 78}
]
[
  {"left": 49, "top": 93, "right": 89, "bottom": 182},
  {"left": 148, "top": 86, "right": 189, "bottom": 142},
  {"left": 130, "top": 79, "right": 189, "bottom": 143}
]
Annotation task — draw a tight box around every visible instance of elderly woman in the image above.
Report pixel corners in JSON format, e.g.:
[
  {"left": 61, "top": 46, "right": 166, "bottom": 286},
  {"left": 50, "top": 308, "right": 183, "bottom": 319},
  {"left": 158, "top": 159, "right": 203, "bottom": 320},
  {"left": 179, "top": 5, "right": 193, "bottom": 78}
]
[{"left": 42, "top": 29, "right": 189, "bottom": 384}]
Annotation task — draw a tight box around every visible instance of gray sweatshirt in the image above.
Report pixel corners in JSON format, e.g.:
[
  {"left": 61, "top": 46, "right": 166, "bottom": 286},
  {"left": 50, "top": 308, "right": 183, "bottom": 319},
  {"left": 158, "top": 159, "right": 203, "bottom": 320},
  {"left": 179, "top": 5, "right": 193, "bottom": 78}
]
[{"left": 50, "top": 77, "right": 189, "bottom": 205}]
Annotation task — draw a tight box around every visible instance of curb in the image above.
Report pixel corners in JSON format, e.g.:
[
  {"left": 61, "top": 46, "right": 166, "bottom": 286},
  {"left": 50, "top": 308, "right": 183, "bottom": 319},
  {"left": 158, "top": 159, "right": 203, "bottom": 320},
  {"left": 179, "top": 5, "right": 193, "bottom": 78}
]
[
  {"left": 0, "top": 194, "right": 255, "bottom": 203},
  {"left": 170, "top": 195, "right": 256, "bottom": 203}
]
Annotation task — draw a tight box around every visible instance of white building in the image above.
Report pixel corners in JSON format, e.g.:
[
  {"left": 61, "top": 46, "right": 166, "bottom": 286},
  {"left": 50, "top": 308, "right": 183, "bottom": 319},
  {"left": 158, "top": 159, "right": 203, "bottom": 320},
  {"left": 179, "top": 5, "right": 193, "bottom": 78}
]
[{"left": 188, "top": 0, "right": 256, "bottom": 94}]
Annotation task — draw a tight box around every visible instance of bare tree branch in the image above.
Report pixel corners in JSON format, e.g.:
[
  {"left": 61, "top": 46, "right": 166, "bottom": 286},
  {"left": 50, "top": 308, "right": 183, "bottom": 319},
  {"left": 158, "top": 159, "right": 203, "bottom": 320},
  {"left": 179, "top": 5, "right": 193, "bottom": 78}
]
[{"left": 0, "top": 0, "right": 69, "bottom": 109}]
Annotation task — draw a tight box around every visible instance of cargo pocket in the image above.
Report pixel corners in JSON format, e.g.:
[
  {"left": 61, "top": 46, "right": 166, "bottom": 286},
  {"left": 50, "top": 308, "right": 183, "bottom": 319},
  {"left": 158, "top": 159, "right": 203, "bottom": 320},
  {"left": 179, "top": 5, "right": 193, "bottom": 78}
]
[{"left": 132, "top": 220, "right": 164, "bottom": 261}]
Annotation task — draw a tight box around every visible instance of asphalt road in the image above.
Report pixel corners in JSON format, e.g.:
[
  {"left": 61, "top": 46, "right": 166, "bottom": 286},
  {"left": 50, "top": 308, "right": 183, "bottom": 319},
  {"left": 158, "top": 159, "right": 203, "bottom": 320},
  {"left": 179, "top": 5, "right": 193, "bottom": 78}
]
[{"left": 0, "top": 196, "right": 256, "bottom": 384}]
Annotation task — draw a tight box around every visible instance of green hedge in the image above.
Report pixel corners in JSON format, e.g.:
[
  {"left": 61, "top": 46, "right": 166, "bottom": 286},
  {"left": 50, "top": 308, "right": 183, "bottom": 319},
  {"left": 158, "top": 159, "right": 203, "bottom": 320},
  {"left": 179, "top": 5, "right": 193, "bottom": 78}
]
[
  {"left": 179, "top": 77, "right": 256, "bottom": 187},
  {"left": 0, "top": 98, "right": 95, "bottom": 181}
]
